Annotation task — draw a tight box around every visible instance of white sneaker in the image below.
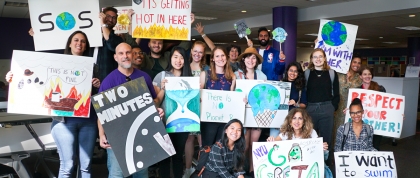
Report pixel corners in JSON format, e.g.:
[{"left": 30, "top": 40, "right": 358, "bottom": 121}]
[{"left": 183, "top": 167, "right": 195, "bottom": 178}]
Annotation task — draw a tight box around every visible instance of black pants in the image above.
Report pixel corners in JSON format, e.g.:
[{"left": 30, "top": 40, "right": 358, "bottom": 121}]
[
  {"left": 201, "top": 169, "right": 222, "bottom": 178},
  {"left": 201, "top": 122, "right": 225, "bottom": 147},
  {"left": 158, "top": 132, "right": 189, "bottom": 178},
  {"left": 372, "top": 135, "right": 382, "bottom": 151}
]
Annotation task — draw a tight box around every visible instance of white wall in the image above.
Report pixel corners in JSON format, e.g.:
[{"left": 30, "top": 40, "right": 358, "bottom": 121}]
[{"left": 0, "top": 60, "right": 11, "bottom": 83}]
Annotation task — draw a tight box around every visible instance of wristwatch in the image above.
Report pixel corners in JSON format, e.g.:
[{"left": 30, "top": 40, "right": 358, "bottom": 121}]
[{"left": 101, "top": 24, "right": 108, "bottom": 28}]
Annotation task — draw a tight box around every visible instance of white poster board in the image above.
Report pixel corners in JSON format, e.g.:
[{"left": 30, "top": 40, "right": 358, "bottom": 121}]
[
  {"left": 200, "top": 89, "right": 245, "bottom": 123},
  {"left": 335, "top": 151, "right": 397, "bottom": 178},
  {"left": 252, "top": 138, "right": 324, "bottom": 178},
  {"left": 113, "top": 6, "right": 132, "bottom": 34},
  {"left": 132, "top": 0, "right": 191, "bottom": 40},
  {"left": 344, "top": 89, "right": 405, "bottom": 138},
  {"left": 316, "top": 19, "right": 358, "bottom": 74},
  {"left": 236, "top": 80, "right": 291, "bottom": 128},
  {"left": 8, "top": 50, "right": 94, "bottom": 117},
  {"left": 28, "top": 0, "right": 102, "bottom": 51},
  {"left": 404, "top": 66, "right": 420, "bottom": 77}
]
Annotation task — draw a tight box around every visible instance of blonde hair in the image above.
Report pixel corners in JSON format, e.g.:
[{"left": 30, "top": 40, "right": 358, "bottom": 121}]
[
  {"left": 280, "top": 108, "right": 314, "bottom": 140},
  {"left": 308, "top": 48, "right": 330, "bottom": 71},
  {"left": 190, "top": 41, "right": 208, "bottom": 70},
  {"left": 209, "top": 46, "right": 234, "bottom": 81}
]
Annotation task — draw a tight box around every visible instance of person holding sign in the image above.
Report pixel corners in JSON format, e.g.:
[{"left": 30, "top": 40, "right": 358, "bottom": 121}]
[
  {"left": 334, "top": 98, "right": 377, "bottom": 152},
  {"left": 200, "top": 47, "right": 237, "bottom": 148},
  {"left": 201, "top": 119, "right": 246, "bottom": 178},
  {"left": 152, "top": 47, "right": 193, "bottom": 178},
  {"left": 97, "top": 43, "right": 162, "bottom": 178},
  {"left": 234, "top": 47, "right": 266, "bottom": 176},
  {"left": 6, "top": 31, "right": 101, "bottom": 178}
]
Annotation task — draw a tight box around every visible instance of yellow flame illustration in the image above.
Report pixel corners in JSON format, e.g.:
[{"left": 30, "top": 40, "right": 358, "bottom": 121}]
[{"left": 133, "top": 24, "right": 189, "bottom": 40}]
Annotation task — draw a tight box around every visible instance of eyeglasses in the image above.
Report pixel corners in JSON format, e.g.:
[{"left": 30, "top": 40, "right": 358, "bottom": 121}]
[
  {"left": 106, "top": 15, "right": 117, "bottom": 20},
  {"left": 312, "top": 56, "right": 324, "bottom": 60},
  {"left": 288, "top": 69, "right": 298, "bottom": 74},
  {"left": 125, "top": 76, "right": 131, "bottom": 82},
  {"left": 349, "top": 110, "right": 363, "bottom": 116},
  {"left": 192, "top": 50, "right": 203, "bottom": 55}
]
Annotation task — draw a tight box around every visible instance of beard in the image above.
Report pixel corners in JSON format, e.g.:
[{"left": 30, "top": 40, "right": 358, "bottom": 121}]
[
  {"left": 119, "top": 58, "right": 132, "bottom": 69},
  {"left": 259, "top": 39, "right": 269, "bottom": 47}
]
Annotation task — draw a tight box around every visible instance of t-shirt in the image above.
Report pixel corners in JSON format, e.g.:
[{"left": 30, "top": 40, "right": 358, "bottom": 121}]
[
  {"left": 99, "top": 68, "right": 157, "bottom": 99},
  {"left": 257, "top": 49, "right": 265, "bottom": 70},
  {"left": 279, "top": 129, "right": 318, "bottom": 140}
]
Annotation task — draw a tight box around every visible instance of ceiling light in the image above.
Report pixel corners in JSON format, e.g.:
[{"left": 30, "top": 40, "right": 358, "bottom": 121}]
[
  {"left": 194, "top": 16, "right": 218, "bottom": 20},
  {"left": 305, "top": 33, "right": 318, "bottom": 37},
  {"left": 233, "top": 41, "right": 237, "bottom": 43},
  {"left": 409, "top": 14, "right": 416, "bottom": 17},
  {"left": 396, "top": 26, "right": 420, "bottom": 30},
  {"left": 268, "top": 30, "right": 271, "bottom": 32},
  {"left": 356, "top": 38, "right": 369, "bottom": 41},
  {"left": 192, "top": 39, "right": 196, "bottom": 41},
  {"left": 241, "top": 10, "right": 247, "bottom": 13},
  {"left": 379, "top": 37, "right": 383, "bottom": 39},
  {"left": 383, "top": 42, "right": 398, "bottom": 44}
]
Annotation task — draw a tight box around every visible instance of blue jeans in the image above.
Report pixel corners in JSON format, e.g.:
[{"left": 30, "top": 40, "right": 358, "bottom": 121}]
[
  {"left": 51, "top": 118, "right": 97, "bottom": 178},
  {"left": 107, "top": 148, "right": 148, "bottom": 178}
]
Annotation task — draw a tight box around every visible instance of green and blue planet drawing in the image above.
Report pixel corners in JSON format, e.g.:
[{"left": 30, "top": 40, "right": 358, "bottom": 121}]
[
  {"left": 56, "top": 12, "right": 76, "bottom": 30},
  {"left": 321, "top": 21, "right": 347, "bottom": 46}
]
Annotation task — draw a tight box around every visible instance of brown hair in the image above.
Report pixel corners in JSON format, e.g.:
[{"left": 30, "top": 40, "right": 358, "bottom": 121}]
[
  {"left": 308, "top": 48, "right": 330, "bottom": 71},
  {"left": 209, "top": 46, "right": 234, "bottom": 81},
  {"left": 190, "top": 41, "right": 208, "bottom": 70},
  {"left": 359, "top": 65, "right": 381, "bottom": 91},
  {"left": 280, "top": 108, "right": 314, "bottom": 140},
  {"left": 102, "top": 7, "right": 118, "bottom": 14}
]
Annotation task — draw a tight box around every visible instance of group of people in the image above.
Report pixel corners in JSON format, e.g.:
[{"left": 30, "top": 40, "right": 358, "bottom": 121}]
[{"left": 3, "top": 6, "right": 404, "bottom": 178}]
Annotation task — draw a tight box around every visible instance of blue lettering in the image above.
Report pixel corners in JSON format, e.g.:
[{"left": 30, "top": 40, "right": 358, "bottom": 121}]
[
  {"left": 381, "top": 122, "right": 387, "bottom": 131},
  {"left": 388, "top": 122, "right": 395, "bottom": 132},
  {"left": 333, "top": 49, "right": 343, "bottom": 58}
]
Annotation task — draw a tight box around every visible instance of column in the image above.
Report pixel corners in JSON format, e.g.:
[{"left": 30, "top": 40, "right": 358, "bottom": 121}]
[{"left": 408, "top": 37, "right": 420, "bottom": 66}]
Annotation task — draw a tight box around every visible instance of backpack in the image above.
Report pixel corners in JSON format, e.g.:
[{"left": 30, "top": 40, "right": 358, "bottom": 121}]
[
  {"left": 304, "top": 69, "right": 335, "bottom": 96},
  {"left": 340, "top": 122, "right": 372, "bottom": 150},
  {"left": 196, "top": 142, "right": 223, "bottom": 177}
]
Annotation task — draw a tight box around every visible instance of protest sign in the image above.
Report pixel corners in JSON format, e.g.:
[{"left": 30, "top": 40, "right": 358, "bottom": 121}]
[
  {"left": 404, "top": 66, "right": 420, "bottom": 77},
  {"left": 234, "top": 19, "right": 251, "bottom": 40},
  {"left": 345, "top": 89, "right": 405, "bottom": 138},
  {"left": 335, "top": 151, "right": 397, "bottom": 178},
  {"left": 315, "top": 19, "right": 358, "bottom": 74},
  {"left": 200, "top": 89, "right": 245, "bottom": 123},
  {"left": 236, "top": 80, "right": 291, "bottom": 128},
  {"left": 252, "top": 138, "right": 324, "bottom": 178},
  {"left": 8, "top": 50, "right": 93, "bottom": 117},
  {"left": 132, "top": 0, "right": 191, "bottom": 40},
  {"left": 164, "top": 77, "right": 200, "bottom": 133},
  {"left": 28, "top": 0, "right": 102, "bottom": 51},
  {"left": 91, "top": 77, "right": 175, "bottom": 177},
  {"left": 112, "top": 6, "right": 132, "bottom": 34}
]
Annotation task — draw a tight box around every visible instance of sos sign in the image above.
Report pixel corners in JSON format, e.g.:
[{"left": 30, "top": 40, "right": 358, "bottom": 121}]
[{"left": 38, "top": 11, "right": 93, "bottom": 32}]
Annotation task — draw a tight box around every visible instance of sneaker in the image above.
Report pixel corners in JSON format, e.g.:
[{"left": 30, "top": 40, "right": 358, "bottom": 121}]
[{"left": 183, "top": 167, "right": 195, "bottom": 178}]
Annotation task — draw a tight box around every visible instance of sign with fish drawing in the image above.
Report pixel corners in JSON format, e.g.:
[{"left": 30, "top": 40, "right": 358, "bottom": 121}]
[
  {"left": 252, "top": 138, "right": 324, "bottom": 178},
  {"left": 91, "top": 77, "right": 175, "bottom": 177},
  {"left": 8, "top": 50, "right": 94, "bottom": 117},
  {"left": 200, "top": 89, "right": 245, "bottom": 123},
  {"left": 236, "top": 80, "right": 291, "bottom": 128},
  {"left": 164, "top": 77, "right": 200, "bottom": 133}
]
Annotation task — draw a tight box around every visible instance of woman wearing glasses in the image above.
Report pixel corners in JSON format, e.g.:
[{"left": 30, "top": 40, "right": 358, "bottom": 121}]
[
  {"left": 305, "top": 48, "right": 339, "bottom": 165},
  {"left": 334, "top": 98, "right": 376, "bottom": 151}
]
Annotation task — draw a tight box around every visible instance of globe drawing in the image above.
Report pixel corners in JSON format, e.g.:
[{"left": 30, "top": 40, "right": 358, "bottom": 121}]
[
  {"left": 248, "top": 84, "right": 281, "bottom": 117},
  {"left": 56, "top": 12, "right": 76, "bottom": 30},
  {"left": 166, "top": 118, "right": 200, "bottom": 133},
  {"left": 321, "top": 21, "right": 347, "bottom": 46}
]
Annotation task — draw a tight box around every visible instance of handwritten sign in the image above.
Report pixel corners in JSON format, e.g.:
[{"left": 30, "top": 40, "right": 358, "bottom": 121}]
[
  {"left": 91, "top": 77, "right": 175, "bottom": 177},
  {"left": 28, "top": 0, "right": 102, "bottom": 51},
  {"left": 200, "top": 89, "right": 245, "bottom": 123},
  {"left": 132, "top": 0, "right": 191, "bottom": 40},
  {"left": 335, "top": 151, "right": 397, "bottom": 178},
  {"left": 8, "top": 50, "right": 94, "bottom": 117},
  {"left": 404, "top": 66, "right": 420, "bottom": 77},
  {"left": 164, "top": 77, "right": 200, "bottom": 133},
  {"left": 112, "top": 6, "right": 132, "bottom": 34},
  {"left": 252, "top": 138, "right": 324, "bottom": 178},
  {"left": 234, "top": 19, "right": 251, "bottom": 39},
  {"left": 315, "top": 19, "right": 358, "bottom": 74},
  {"left": 345, "top": 89, "right": 405, "bottom": 138},
  {"left": 236, "top": 80, "right": 291, "bottom": 128}
]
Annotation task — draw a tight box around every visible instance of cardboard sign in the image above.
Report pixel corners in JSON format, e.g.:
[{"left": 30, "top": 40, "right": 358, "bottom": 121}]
[
  {"left": 28, "top": 0, "right": 102, "bottom": 51},
  {"left": 91, "top": 77, "right": 175, "bottom": 177},
  {"left": 8, "top": 50, "right": 94, "bottom": 117},
  {"left": 335, "top": 151, "right": 397, "bottom": 178},
  {"left": 236, "top": 80, "right": 291, "bottom": 128},
  {"left": 132, "top": 0, "right": 191, "bottom": 40},
  {"left": 252, "top": 138, "right": 325, "bottom": 178},
  {"left": 345, "top": 89, "right": 405, "bottom": 138},
  {"left": 404, "top": 66, "right": 420, "bottom": 77},
  {"left": 234, "top": 19, "right": 251, "bottom": 39},
  {"left": 315, "top": 19, "right": 358, "bottom": 74},
  {"left": 164, "top": 77, "right": 200, "bottom": 133},
  {"left": 200, "top": 89, "right": 245, "bottom": 123},
  {"left": 113, "top": 6, "right": 132, "bottom": 34}
]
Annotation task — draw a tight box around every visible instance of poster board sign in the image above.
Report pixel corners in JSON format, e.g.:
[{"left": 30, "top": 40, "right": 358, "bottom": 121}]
[
  {"left": 8, "top": 50, "right": 93, "bottom": 117},
  {"left": 252, "top": 138, "right": 324, "bottom": 178},
  {"left": 200, "top": 89, "right": 245, "bottom": 123},
  {"left": 236, "top": 80, "right": 291, "bottom": 128},
  {"left": 28, "top": 0, "right": 102, "bottom": 51},
  {"left": 334, "top": 151, "right": 397, "bottom": 178},
  {"left": 404, "top": 66, "right": 420, "bottom": 77},
  {"left": 315, "top": 19, "right": 358, "bottom": 74},
  {"left": 164, "top": 77, "right": 200, "bottom": 133},
  {"left": 91, "top": 77, "right": 175, "bottom": 177},
  {"left": 132, "top": 0, "right": 191, "bottom": 40},
  {"left": 111, "top": 6, "right": 132, "bottom": 34},
  {"left": 234, "top": 19, "right": 251, "bottom": 39},
  {"left": 345, "top": 89, "right": 405, "bottom": 138}
]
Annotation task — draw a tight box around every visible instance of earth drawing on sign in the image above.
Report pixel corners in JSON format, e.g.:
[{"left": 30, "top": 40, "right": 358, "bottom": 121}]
[
  {"left": 321, "top": 21, "right": 347, "bottom": 46},
  {"left": 248, "top": 84, "right": 281, "bottom": 127},
  {"left": 56, "top": 12, "right": 76, "bottom": 30}
]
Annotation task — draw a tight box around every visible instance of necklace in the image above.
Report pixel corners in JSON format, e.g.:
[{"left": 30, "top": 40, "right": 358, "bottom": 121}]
[{"left": 314, "top": 70, "right": 324, "bottom": 77}]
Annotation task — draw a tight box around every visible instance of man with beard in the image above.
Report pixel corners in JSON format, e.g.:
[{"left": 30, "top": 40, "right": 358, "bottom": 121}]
[
  {"left": 97, "top": 7, "right": 124, "bottom": 81},
  {"left": 256, "top": 27, "right": 286, "bottom": 80},
  {"left": 98, "top": 43, "right": 163, "bottom": 178}
]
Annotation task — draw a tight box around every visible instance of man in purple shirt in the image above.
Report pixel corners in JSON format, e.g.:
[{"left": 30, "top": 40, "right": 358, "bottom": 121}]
[{"left": 97, "top": 42, "right": 163, "bottom": 178}]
